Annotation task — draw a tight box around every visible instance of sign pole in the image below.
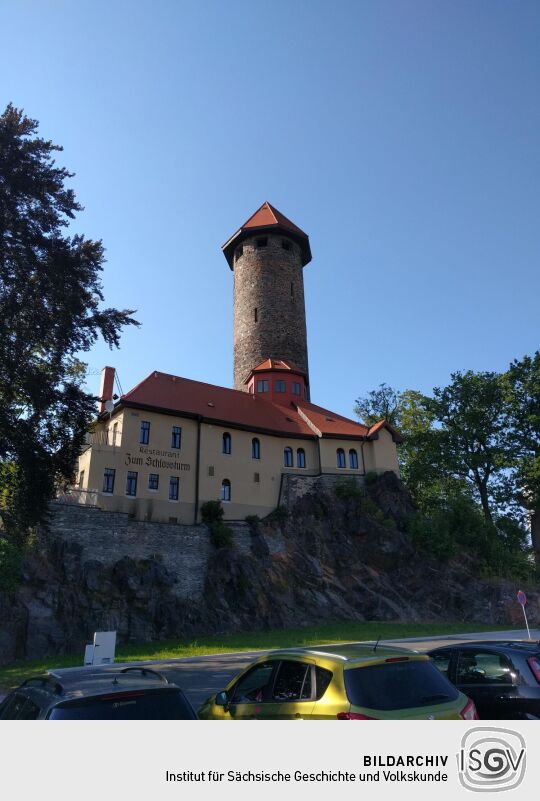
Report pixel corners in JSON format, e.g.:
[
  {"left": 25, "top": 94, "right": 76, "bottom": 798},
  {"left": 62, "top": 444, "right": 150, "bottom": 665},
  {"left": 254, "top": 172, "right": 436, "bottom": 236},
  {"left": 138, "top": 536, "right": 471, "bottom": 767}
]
[{"left": 517, "top": 590, "right": 531, "bottom": 640}]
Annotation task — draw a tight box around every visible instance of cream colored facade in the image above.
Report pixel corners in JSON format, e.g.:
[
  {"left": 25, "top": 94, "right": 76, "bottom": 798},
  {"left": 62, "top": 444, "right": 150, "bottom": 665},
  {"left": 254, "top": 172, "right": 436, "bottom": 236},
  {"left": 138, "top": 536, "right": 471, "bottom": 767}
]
[{"left": 77, "top": 407, "right": 400, "bottom": 524}]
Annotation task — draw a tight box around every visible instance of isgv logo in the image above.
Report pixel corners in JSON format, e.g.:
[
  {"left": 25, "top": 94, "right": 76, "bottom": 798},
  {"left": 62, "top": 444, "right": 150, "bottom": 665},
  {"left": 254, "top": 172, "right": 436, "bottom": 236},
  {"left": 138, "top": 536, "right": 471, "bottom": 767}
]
[{"left": 457, "top": 727, "right": 526, "bottom": 792}]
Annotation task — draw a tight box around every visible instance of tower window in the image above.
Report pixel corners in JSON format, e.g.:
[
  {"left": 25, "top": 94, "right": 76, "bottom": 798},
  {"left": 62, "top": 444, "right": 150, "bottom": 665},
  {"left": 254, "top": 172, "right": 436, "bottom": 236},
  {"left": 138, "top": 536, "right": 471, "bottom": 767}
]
[
  {"left": 284, "top": 447, "right": 293, "bottom": 467},
  {"left": 297, "top": 448, "right": 306, "bottom": 468},
  {"left": 171, "top": 426, "right": 182, "bottom": 450},
  {"left": 140, "top": 420, "right": 150, "bottom": 445},
  {"left": 256, "top": 237, "right": 268, "bottom": 248},
  {"left": 282, "top": 240, "right": 291, "bottom": 251},
  {"left": 222, "top": 432, "right": 232, "bottom": 455},
  {"left": 169, "top": 476, "right": 179, "bottom": 501},
  {"left": 257, "top": 379, "right": 268, "bottom": 393},
  {"left": 235, "top": 245, "right": 243, "bottom": 261},
  {"left": 221, "top": 479, "right": 231, "bottom": 502},
  {"left": 254, "top": 307, "right": 258, "bottom": 322},
  {"left": 102, "top": 468, "right": 115, "bottom": 494},
  {"left": 349, "top": 449, "right": 359, "bottom": 469},
  {"left": 126, "top": 471, "right": 138, "bottom": 496},
  {"left": 336, "top": 449, "right": 346, "bottom": 469},
  {"left": 292, "top": 382, "right": 301, "bottom": 396},
  {"left": 252, "top": 438, "right": 261, "bottom": 460},
  {"left": 275, "top": 380, "right": 286, "bottom": 393}
]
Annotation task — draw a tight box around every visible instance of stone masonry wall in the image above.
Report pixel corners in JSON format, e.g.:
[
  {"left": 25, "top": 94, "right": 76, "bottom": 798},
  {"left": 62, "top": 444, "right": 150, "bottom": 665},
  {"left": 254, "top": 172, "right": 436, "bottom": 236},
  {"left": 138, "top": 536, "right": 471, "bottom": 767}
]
[
  {"left": 279, "top": 473, "right": 365, "bottom": 508},
  {"left": 233, "top": 233, "right": 309, "bottom": 390}
]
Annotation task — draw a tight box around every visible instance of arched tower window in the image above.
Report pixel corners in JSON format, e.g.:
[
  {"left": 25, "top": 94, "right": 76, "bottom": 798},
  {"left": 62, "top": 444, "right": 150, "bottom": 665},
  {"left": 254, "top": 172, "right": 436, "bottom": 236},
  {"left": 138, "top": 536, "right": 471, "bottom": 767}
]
[
  {"left": 222, "top": 432, "right": 231, "bottom": 455},
  {"left": 349, "top": 449, "right": 359, "bottom": 469},
  {"left": 284, "top": 447, "right": 293, "bottom": 467},
  {"left": 336, "top": 448, "right": 346, "bottom": 469},
  {"left": 252, "top": 438, "right": 260, "bottom": 460},
  {"left": 297, "top": 448, "right": 306, "bottom": 468},
  {"left": 221, "top": 479, "right": 231, "bottom": 502}
]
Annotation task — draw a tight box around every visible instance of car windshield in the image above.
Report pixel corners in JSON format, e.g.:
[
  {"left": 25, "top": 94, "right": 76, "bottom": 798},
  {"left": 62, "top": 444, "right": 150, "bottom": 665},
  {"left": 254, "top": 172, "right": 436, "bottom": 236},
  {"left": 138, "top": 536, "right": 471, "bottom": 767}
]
[
  {"left": 48, "top": 689, "right": 197, "bottom": 719},
  {"left": 345, "top": 659, "right": 459, "bottom": 711}
]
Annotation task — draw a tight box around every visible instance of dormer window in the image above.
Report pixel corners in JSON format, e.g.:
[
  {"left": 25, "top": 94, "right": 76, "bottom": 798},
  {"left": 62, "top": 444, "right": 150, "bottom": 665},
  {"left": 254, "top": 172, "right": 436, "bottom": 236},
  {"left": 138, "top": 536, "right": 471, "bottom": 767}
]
[{"left": 256, "top": 237, "right": 268, "bottom": 248}]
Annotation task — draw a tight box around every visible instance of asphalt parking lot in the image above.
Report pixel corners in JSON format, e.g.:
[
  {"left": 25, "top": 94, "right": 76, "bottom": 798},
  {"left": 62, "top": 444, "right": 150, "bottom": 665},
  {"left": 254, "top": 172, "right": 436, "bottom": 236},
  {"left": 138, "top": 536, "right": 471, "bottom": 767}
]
[{"left": 47, "top": 627, "right": 539, "bottom": 710}]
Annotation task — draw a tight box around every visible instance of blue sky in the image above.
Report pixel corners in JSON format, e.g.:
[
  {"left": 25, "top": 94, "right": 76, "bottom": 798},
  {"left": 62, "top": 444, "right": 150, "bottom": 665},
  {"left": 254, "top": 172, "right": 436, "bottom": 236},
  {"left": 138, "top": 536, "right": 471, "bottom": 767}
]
[{"left": 2, "top": 0, "right": 539, "bottom": 418}]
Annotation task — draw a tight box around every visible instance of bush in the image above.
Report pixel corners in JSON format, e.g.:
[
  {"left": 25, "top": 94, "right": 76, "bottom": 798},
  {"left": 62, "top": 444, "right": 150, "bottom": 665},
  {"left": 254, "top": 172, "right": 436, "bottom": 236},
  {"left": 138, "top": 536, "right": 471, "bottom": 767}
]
[
  {"left": 364, "top": 470, "right": 378, "bottom": 486},
  {"left": 200, "top": 500, "right": 224, "bottom": 525},
  {"left": 201, "top": 501, "right": 233, "bottom": 548},
  {"left": 0, "top": 538, "right": 23, "bottom": 592},
  {"left": 334, "top": 478, "right": 363, "bottom": 501}
]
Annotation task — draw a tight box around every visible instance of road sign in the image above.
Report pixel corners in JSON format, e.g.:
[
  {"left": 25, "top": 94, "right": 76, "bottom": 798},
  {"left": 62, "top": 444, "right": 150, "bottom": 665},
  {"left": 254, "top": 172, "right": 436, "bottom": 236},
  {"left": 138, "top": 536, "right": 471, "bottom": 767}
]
[{"left": 517, "top": 591, "right": 531, "bottom": 639}]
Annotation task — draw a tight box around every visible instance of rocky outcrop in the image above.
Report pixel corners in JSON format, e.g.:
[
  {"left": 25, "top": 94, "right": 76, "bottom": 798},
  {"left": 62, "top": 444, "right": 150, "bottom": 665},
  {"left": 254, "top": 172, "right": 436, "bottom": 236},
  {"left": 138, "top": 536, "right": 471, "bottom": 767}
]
[{"left": 0, "top": 472, "right": 538, "bottom": 665}]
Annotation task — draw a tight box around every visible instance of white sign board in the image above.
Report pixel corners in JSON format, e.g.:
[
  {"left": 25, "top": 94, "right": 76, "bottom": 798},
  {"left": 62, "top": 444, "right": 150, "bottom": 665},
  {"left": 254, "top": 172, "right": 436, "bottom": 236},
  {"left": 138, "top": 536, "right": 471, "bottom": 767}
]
[{"left": 82, "top": 631, "right": 117, "bottom": 665}]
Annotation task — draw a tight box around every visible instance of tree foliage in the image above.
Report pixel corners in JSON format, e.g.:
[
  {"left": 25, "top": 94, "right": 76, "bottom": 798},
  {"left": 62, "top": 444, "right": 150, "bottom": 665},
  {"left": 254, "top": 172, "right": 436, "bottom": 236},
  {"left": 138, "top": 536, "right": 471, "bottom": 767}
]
[{"left": 0, "top": 104, "right": 139, "bottom": 540}]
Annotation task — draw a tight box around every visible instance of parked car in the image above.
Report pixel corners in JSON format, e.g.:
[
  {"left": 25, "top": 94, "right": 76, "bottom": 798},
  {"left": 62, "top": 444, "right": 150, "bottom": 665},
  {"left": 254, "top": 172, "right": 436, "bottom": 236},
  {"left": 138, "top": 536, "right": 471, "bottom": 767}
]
[
  {"left": 0, "top": 666, "right": 198, "bottom": 719},
  {"left": 198, "top": 644, "right": 477, "bottom": 720},
  {"left": 428, "top": 640, "right": 540, "bottom": 719}
]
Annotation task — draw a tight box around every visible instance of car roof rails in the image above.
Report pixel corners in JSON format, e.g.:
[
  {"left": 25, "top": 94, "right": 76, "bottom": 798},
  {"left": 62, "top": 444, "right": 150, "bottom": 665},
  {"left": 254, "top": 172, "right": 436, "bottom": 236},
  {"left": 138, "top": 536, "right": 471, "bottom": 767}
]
[{"left": 119, "top": 667, "right": 169, "bottom": 683}]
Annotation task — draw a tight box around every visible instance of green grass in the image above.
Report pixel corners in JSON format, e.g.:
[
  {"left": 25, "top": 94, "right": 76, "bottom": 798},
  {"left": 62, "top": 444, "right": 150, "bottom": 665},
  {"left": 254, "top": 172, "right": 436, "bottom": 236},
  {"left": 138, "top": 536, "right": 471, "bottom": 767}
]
[{"left": 0, "top": 620, "right": 518, "bottom": 691}]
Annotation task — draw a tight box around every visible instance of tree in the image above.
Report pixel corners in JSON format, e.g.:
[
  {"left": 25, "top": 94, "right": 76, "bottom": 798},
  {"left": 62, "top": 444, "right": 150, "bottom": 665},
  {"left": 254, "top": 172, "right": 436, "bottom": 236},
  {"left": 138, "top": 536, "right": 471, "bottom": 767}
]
[
  {"left": 0, "top": 104, "right": 138, "bottom": 542},
  {"left": 505, "top": 352, "right": 540, "bottom": 551},
  {"left": 354, "top": 383, "right": 401, "bottom": 427}
]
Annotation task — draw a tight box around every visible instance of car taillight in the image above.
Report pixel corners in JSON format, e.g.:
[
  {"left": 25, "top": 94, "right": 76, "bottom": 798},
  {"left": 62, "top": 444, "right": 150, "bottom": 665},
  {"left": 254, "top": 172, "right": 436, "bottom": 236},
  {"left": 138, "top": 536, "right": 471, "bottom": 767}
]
[
  {"left": 460, "top": 698, "right": 478, "bottom": 720},
  {"left": 527, "top": 656, "right": 540, "bottom": 684},
  {"left": 337, "top": 712, "right": 378, "bottom": 720}
]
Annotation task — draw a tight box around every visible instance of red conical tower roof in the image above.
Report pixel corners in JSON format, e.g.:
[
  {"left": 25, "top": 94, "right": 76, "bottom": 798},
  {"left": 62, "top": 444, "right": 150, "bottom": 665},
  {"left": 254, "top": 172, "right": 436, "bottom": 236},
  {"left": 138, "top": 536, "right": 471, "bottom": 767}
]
[{"left": 222, "top": 201, "right": 311, "bottom": 269}]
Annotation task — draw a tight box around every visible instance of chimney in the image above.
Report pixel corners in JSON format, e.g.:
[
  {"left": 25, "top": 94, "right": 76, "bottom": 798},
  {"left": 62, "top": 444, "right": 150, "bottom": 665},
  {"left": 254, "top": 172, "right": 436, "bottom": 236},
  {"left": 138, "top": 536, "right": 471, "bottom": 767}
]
[{"left": 98, "top": 366, "right": 115, "bottom": 415}]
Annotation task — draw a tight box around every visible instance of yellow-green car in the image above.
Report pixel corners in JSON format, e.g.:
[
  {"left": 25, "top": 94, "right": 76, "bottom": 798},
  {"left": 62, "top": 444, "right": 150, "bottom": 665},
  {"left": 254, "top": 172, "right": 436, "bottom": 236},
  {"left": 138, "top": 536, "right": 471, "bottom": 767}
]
[{"left": 198, "top": 644, "right": 478, "bottom": 720}]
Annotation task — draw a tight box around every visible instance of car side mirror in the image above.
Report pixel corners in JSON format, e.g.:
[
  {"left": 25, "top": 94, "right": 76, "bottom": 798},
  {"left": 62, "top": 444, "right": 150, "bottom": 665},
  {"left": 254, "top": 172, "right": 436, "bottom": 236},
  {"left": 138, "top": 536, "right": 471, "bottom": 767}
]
[{"left": 215, "top": 691, "right": 229, "bottom": 707}]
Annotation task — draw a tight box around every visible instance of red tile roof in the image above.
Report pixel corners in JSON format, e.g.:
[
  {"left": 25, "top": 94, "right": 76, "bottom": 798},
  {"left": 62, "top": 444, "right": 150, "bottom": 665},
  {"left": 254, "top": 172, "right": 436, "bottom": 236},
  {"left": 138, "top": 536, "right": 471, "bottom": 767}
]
[
  {"left": 222, "top": 201, "right": 312, "bottom": 269},
  {"left": 113, "top": 371, "right": 401, "bottom": 443},
  {"left": 249, "top": 358, "right": 306, "bottom": 377}
]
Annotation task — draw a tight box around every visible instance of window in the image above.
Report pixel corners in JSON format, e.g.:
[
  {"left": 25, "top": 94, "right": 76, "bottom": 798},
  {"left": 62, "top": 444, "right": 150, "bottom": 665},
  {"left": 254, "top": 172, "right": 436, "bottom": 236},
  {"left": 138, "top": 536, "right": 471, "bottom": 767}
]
[
  {"left": 171, "top": 426, "right": 182, "bottom": 449},
  {"left": 297, "top": 448, "right": 306, "bottom": 468},
  {"left": 290, "top": 281, "right": 294, "bottom": 297},
  {"left": 208, "top": 465, "right": 215, "bottom": 477},
  {"left": 102, "top": 468, "right": 115, "bottom": 494},
  {"left": 169, "top": 476, "right": 179, "bottom": 501},
  {"left": 284, "top": 447, "right": 293, "bottom": 467},
  {"left": 148, "top": 473, "right": 159, "bottom": 491},
  {"left": 254, "top": 307, "right": 258, "bottom": 322},
  {"left": 126, "top": 471, "right": 138, "bottom": 496},
  {"left": 256, "top": 379, "right": 268, "bottom": 393},
  {"left": 282, "top": 239, "right": 291, "bottom": 251},
  {"left": 275, "top": 380, "right": 286, "bottom": 393},
  {"left": 222, "top": 432, "right": 231, "bottom": 454},
  {"left": 431, "top": 651, "right": 452, "bottom": 678},
  {"left": 253, "top": 472, "right": 260, "bottom": 483},
  {"left": 112, "top": 421, "right": 118, "bottom": 446},
  {"left": 456, "top": 650, "right": 515, "bottom": 685},
  {"left": 252, "top": 438, "right": 260, "bottom": 459},
  {"left": 140, "top": 420, "right": 150, "bottom": 445},
  {"left": 221, "top": 479, "right": 231, "bottom": 502},
  {"left": 231, "top": 662, "right": 275, "bottom": 704},
  {"left": 256, "top": 237, "right": 268, "bottom": 248},
  {"left": 235, "top": 245, "right": 243, "bottom": 261},
  {"left": 336, "top": 448, "right": 346, "bottom": 468},
  {"left": 292, "top": 382, "right": 301, "bottom": 396},
  {"left": 349, "top": 449, "right": 359, "bottom": 469},
  {"left": 272, "top": 661, "right": 312, "bottom": 702},
  {"left": 78, "top": 470, "right": 85, "bottom": 489},
  {"left": 315, "top": 667, "right": 333, "bottom": 700},
  {"left": 344, "top": 661, "right": 458, "bottom": 711}
]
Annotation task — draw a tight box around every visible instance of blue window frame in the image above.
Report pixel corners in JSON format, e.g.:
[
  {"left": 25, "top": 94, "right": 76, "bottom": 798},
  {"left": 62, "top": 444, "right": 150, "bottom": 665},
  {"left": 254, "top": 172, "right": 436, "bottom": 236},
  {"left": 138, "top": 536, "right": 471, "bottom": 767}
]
[
  {"left": 284, "top": 447, "right": 293, "bottom": 467},
  {"left": 222, "top": 432, "right": 231, "bottom": 454},
  {"left": 292, "top": 382, "right": 301, "bottom": 396},
  {"left": 297, "top": 448, "right": 306, "bottom": 468},
  {"left": 102, "top": 468, "right": 115, "bottom": 494},
  {"left": 336, "top": 449, "right": 346, "bottom": 469},
  {"left": 140, "top": 420, "right": 150, "bottom": 445},
  {"left": 148, "top": 473, "right": 159, "bottom": 491},
  {"left": 252, "top": 438, "right": 260, "bottom": 460},
  {"left": 126, "top": 471, "right": 138, "bottom": 496},
  {"left": 171, "top": 426, "right": 182, "bottom": 449},
  {"left": 221, "top": 479, "right": 231, "bottom": 502},
  {"left": 275, "top": 380, "right": 286, "bottom": 393},
  {"left": 349, "top": 449, "right": 359, "bottom": 469},
  {"left": 257, "top": 380, "right": 268, "bottom": 393},
  {"left": 169, "top": 476, "right": 179, "bottom": 501}
]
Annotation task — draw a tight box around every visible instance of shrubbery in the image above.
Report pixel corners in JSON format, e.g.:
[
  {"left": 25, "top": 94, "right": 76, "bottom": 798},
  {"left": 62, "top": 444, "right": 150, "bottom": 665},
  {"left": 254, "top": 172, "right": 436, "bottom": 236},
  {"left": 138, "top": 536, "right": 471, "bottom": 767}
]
[
  {"left": 200, "top": 501, "right": 234, "bottom": 549},
  {"left": 0, "top": 538, "right": 24, "bottom": 593}
]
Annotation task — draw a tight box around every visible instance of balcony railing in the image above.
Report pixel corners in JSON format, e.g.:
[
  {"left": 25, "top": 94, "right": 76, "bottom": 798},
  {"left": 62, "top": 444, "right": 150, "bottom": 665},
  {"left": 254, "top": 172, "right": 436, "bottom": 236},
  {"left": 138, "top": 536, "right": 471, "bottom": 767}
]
[{"left": 55, "top": 487, "right": 99, "bottom": 507}]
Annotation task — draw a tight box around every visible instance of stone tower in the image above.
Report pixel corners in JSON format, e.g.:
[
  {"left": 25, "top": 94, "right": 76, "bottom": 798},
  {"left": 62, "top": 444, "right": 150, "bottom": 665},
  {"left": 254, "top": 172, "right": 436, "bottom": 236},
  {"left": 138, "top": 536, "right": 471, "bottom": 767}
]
[{"left": 222, "top": 202, "right": 312, "bottom": 395}]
